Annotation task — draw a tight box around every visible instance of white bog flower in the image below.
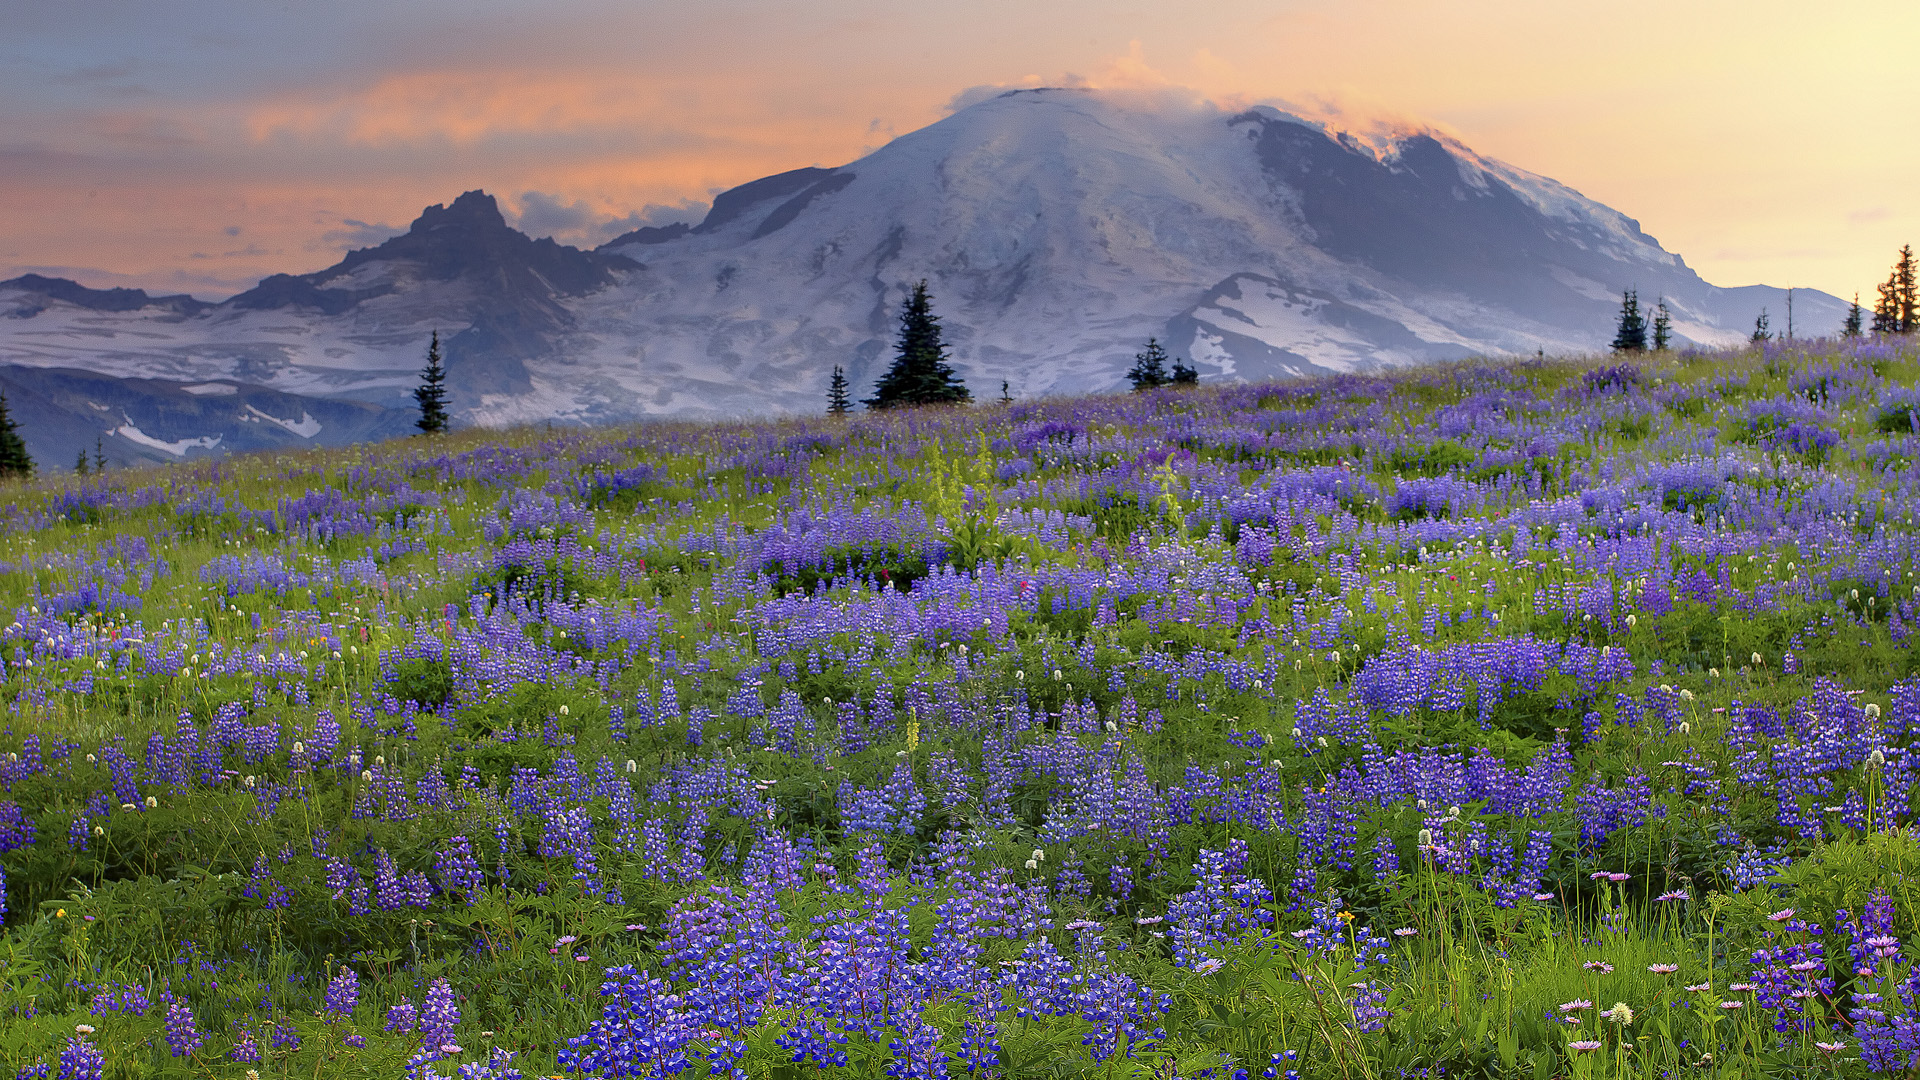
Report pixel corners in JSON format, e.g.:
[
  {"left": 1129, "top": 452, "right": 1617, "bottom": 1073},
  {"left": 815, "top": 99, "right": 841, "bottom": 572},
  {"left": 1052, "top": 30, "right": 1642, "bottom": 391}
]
[
  {"left": 1867, "top": 703, "right": 1883, "bottom": 719},
  {"left": 625, "top": 759, "right": 638, "bottom": 773},
  {"left": 143, "top": 796, "right": 157, "bottom": 809}
]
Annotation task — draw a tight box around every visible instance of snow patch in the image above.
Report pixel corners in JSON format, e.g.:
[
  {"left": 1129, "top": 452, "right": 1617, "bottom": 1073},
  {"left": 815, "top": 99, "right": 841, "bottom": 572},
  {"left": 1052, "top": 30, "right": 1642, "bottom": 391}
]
[
  {"left": 245, "top": 405, "right": 322, "bottom": 438},
  {"left": 182, "top": 382, "right": 238, "bottom": 395},
  {"left": 115, "top": 422, "right": 221, "bottom": 456}
]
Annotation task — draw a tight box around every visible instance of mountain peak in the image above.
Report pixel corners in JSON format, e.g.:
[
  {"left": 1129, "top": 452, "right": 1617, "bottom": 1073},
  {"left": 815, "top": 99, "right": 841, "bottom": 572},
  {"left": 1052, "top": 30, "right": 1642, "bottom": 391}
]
[{"left": 411, "top": 190, "right": 509, "bottom": 235}]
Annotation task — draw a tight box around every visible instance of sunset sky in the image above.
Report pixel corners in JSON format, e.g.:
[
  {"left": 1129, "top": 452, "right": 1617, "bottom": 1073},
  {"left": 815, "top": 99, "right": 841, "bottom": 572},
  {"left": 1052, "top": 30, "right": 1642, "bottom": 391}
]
[{"left": 3, "top": 0, "right": 1913, "bottom": 304}]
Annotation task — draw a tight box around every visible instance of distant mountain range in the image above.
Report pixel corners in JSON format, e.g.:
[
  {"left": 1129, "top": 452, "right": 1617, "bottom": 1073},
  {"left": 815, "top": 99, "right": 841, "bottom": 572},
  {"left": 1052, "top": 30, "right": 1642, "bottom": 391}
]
[{"left": 0, "top": 87, "right": 1845, "bottom": 465}]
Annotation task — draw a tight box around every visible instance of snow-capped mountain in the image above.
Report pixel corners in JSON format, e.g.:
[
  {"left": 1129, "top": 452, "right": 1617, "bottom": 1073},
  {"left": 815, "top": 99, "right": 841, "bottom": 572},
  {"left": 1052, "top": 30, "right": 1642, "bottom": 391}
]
[{"left": 0, "top": 87, "right": 1843, "bottom": 433}]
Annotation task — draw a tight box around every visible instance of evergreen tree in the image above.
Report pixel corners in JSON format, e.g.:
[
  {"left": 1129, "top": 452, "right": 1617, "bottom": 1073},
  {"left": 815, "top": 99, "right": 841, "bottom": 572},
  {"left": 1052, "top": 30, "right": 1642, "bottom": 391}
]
[
  {"left": 1000, "top": 380, "right": 1012, "bottom": 404},
  {"left": 863, "top": 281, "right": 970, "bottom": 409},
  {"left": 1126, "top": 338, "right": 1171, "bottom": 392},
  {"left": 1652, "top": 301, "right": 1672, "bottom": 351},
  {"left": 1171, "top": 358, "right": 1199, "bottom": 386},
  {"left": 414, "top": 331, "right": 450, "bottom": 435},
  {"left": 1751, "top": 308, "right": 1771, "bottom": 344},
  {"left": 0, "top": 392, "right": 31, "bottom": 479},
  {"left": 1873, "top": 246, "right": 1917, "bottom": 334},
  {"left": 1844, "top": 293, "right": 1865, "bottom": 337},
  {"left": 1898, "top": 244, "right": 1918, "bottom": 332},
  {"left": 826, "top": 365, "right": 852, "bottom": 416},
  {"left": 74, "top": 450, "right": 88, "bottom": 476},
  {"left": 1610, "top": 290, "right": 1647, "bottom": 352},
  {"left": 93, "top": 436, "right": 105, "bottom": 474}
]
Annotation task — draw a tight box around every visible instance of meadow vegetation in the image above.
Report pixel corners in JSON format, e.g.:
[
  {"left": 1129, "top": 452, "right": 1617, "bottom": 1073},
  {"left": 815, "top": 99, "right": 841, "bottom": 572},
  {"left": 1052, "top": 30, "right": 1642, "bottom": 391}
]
[{"left": 2, "top": 339, "right": 1920, "bottom": 1077}]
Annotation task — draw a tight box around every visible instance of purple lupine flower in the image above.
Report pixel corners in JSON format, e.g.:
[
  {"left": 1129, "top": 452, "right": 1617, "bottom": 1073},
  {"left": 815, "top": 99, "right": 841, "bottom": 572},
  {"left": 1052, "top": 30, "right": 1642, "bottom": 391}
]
[
  {"left": 324, "top": 966, "right": 359, "bottom": 1022},
  {"left": 57, "top": 1034, "right": 104, "bottom": 1080},
  {"left": 164, "top": 1001, "right": 204, "bottom": 1057},
  {"left": 385, "top": 1001, "right": 419, "bottom": 1034},
  {"left": 228, "top": 1024, "right": 261, "bottom": 1064},
  {"left": 420, "top": 978, "right": 459, "bottom": 1049}
]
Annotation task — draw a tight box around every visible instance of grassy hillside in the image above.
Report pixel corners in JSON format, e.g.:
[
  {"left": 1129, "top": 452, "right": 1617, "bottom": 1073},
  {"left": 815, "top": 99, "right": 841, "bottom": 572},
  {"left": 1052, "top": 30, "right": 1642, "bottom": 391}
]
[{"left": 2, "top": 339, "right": 1920, "bottom": 1078}]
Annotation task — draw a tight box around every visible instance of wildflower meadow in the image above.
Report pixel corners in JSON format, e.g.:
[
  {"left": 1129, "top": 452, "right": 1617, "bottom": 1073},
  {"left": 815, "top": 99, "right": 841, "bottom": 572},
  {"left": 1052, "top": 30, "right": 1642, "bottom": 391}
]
[{"left": 6, "top": 340, "right": 1920, "bottom": 1078}]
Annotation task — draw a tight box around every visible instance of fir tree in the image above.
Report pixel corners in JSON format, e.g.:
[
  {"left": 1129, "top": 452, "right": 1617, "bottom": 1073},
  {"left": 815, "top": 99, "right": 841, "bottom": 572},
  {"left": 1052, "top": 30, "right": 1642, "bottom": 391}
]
[
  {"left": 1751, "top": 309, "right": 1771, "bottom": 344},
  {"left": 1000, "top": 380, "right": 1012, "bottom": 404},
  {"left": 1844, "top": 293, "right": 1865, "bottom": 337},
  {"left": 1610, "top": 290, "right": 1647, "bottom": 352},
  {"left": 863, "top": 281, "right": 970, "bottom": 409},
  {"left": 74, "top": 450, "right": 88, "bottom": 476},
  {"left": 1897, "top": 244, "right": 1918, "bottom": 333},
  {"left": 1126, "top": 338, "right": 1171, "bottom": 392},
  {"left": 1171, "top": 358, "right": 1199, "bottom": 386},
  {"left": 1873, "top": 246, "right": 1917, "bottom": 334},
  {"left": 93, "top": 436, "right": 105, "bottom": 474},
  {"left": 0, "top": 392, "right": 31, "bottom": 479},
  {"left": 414, "top": 330, "right": 450, "bottom": 435},
  {"left": 1652, "top": 301, "right": 1673, "bottom": 351},
  {"left": 826, "top": 365, "right": 851, "bottom": 416}
]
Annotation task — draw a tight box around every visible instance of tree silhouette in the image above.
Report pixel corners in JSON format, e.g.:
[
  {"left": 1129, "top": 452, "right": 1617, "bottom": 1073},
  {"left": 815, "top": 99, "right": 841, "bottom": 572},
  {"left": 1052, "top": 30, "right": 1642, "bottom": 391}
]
[
  {"left": 1610, "top": 290, "right": 1647, "bottom": 352},
  {"left": 826, "top": 365, "right": 852, "bottom": 415},
  {"left": 0, "top": 392, "right": 32, "bottom": 479},
  {"left": 864, "top": 281, "right": 970, "bottom": 409},
  {"left": 1651, "top": 300, "right": 1672, "bottom": 351},
  {"left": 1874, "top": 246, "right": 1916, "bottom": 334},
  {"left": 1127, "top": 338, "right": 1171, "bottom": 392},
  {"left": 414, "top": 331, "right": 450, "bottom": 435},
  {"left": 1844, "top": 293, "right": 1865, "bottom": 338}
]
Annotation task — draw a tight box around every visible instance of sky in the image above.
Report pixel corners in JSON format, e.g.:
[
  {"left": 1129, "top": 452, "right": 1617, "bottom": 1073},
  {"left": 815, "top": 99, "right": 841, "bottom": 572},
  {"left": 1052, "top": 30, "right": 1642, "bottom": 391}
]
[{"left": 2, "top": 0, "right": 1913, "bottom": 302}]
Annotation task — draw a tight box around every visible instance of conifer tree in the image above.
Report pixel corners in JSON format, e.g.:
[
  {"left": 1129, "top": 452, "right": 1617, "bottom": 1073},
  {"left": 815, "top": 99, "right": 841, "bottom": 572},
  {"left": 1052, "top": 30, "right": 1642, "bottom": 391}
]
[
  {"left": 1898, "top": 244, "right": 1918, "bottom": 333},
  {"left": 0, "top": 392, "right": 32, "bottom": 479},
  {"left": 1610, "top": 290, "right": 1647, "bottom": 352},
  {"left": 1875, "top": 273, "right": 1898, "bottom": 334},
  {"left": 1652, "top": 301, "right": 1673, "bottom": 351},
  {"left": 1171, "top": 358, "right": 1199, "bottom": 386},
  {"left": 414, "top": 330, "right": 450, "bottom": 435},
  {"left": 1873, "top": 246, "right": 1917, "bottom": 334},
  {"left": 93, "top": 436, "right": 105, "bottom": 474},
  {"left": 864, "top": 281, "right": 970, "bottom": 409},
  {"left": 1126, "top": 338, "right": 1171, "bottom": 392},
  {"left": 1844, "top": 293, "right": 1865, "bottom": 337},
  {"left": 1000, "top": 380, "right": 1012, "bottom": 404},
  {"left": 826, "top": 365, "right": 851, "bottom": 415},
  {"left": 1751, "top": 309, "right": 1771, "bottom": 344},
  {"left": 74, "top": 450, "right": 88, "bottom": 476}
]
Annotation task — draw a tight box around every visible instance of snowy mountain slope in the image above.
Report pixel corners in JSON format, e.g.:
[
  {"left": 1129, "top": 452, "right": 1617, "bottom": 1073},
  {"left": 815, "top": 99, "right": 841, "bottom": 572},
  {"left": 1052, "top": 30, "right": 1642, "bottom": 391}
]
[
  {"left": 0, "top": 87, "right": 1844, "bottom": 425},
  {"left": 0, "top": 365, "right": 416, "bottom": 470}
]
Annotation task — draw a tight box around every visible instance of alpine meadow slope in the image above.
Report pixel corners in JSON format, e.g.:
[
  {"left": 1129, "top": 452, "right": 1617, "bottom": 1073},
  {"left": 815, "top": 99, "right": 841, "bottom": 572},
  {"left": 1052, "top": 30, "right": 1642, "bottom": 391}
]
[{"left": 0, "top": 88, "right": 1843, "bottom": 438}]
